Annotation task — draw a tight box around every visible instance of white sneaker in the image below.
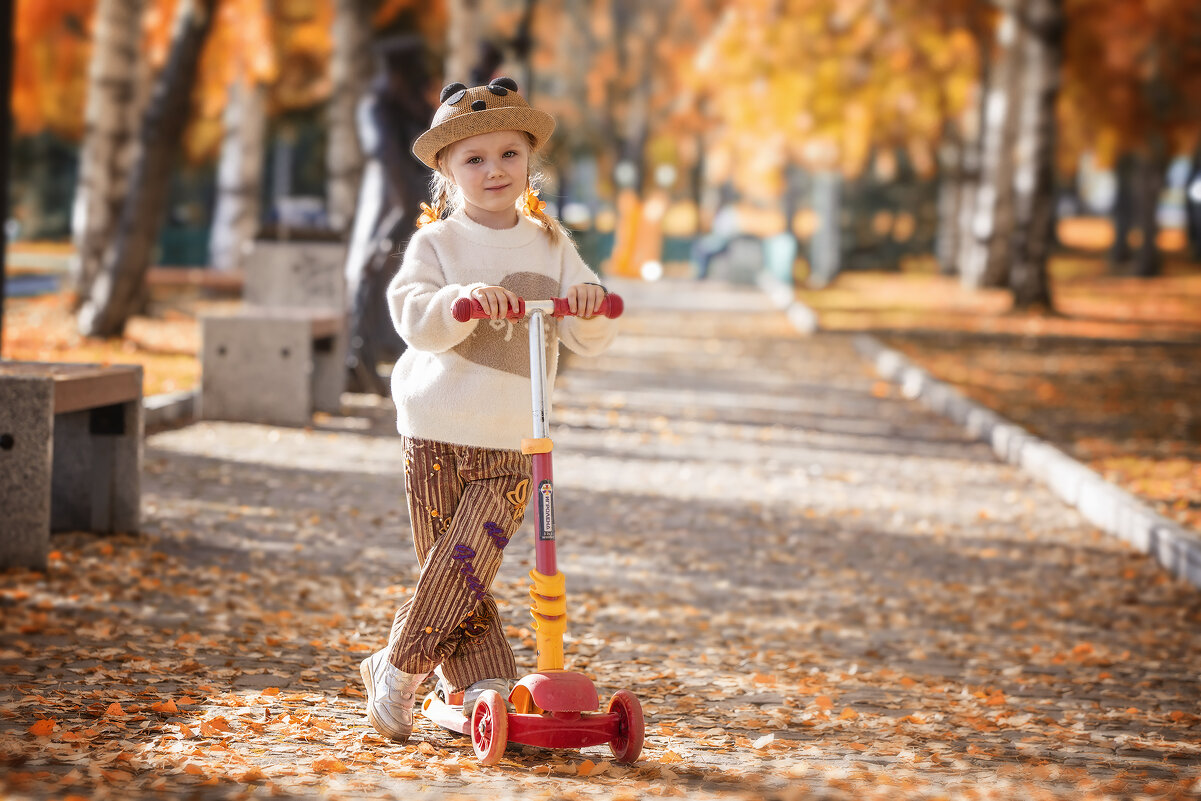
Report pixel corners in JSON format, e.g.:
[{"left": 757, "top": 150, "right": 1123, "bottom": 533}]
[
  {"left": 462, "top": 677, "right": 513, "bottom": 719},
  {"left": 360, "top": 648, "right": 427, "bottom": 742}
]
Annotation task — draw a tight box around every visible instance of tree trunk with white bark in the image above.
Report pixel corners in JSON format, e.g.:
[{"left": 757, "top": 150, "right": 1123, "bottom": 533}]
[
  {"left": 1008, "top": 0, "right": 1062, "bottom": 311},
  {"left": 326, "top": 0, "right": 374, "bottom": 235},
  {"left": 70, "top": 0, "right": 148, "bottom": 305},
  {"left": 77, "top": 0, "right": 218, "bottom": 337},
  {"left": 962, "top": 2, "right": 1022, "bottom": 289},
  {"left": 209, "top": 79, "right": 267, "bottom": 272}
]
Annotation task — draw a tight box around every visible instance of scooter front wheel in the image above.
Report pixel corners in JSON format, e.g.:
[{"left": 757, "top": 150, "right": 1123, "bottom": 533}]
[
  {"left": 471, "top": 690, "right": 508, "bottom": 766},
  {"left": 607, "top": 690, "right": 644, "bottom": 763}
]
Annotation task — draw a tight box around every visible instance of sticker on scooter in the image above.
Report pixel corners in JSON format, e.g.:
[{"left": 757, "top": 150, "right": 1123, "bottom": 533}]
[{"left": 538, "top": 480, "right": 555, "bottom": 541}]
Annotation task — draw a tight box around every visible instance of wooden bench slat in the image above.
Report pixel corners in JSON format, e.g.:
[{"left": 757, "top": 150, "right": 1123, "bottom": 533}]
[
  {"left": 0, "top": 363, "right": 142, "bottom": 414},
  {"left": 54, "top": 371, "right": 142, "bottom": 414}
]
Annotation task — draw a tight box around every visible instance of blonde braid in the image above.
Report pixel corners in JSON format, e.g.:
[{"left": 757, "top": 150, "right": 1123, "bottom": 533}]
[
  {"left": 521, "top": 142, "right": 570, "bottom": 244},
  {"left": 417, "top": 163, "right": 457, "bottom": 228}
]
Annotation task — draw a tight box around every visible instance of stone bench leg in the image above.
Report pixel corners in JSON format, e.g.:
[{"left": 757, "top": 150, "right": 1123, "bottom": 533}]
[
  {"left": 200, "top": 316, "right": 316, "bottom": 427},
  {"left": 52, "top": 400, "right": 143, "bottom": 536},
  {"left": 0, "top": 377, "right": 53, "bottom": 569},
  {"left": 0, "top": 378, "right": 142, "bottom": 571},
  {"left": 311, "top": 329, "right": 346, "bottom": 414}
]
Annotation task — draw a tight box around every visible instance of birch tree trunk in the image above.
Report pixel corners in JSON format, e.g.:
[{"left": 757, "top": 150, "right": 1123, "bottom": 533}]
[
  {"left": 77, "top": 0, "right": 218, "bottom": 337},
  {"left": 980, "top": 17, "right": 1025, "bottom": 289},
  {"left": 326, "top": 0, "right": 374, "bottom": 235},
  {"left": 70, "top": 0, "right": 148, "bottom": 305},
  {"left": 939, "top": 81, "right": 983, "bottom": 276},
  {"left": 1008, "top": 0, "right": 1062, "bottom": 311},
  {"left": 208, "top": 79, "right": 267, "bottom": 272},
  {"left": 953, "top": 123, "right": 984, "bottom": 279},
  {"left": 935, "top": 134, "right": 963, "bottom": 274},
  {"left": 962, "top": 2, "right": 1022, "bottom": 289}
]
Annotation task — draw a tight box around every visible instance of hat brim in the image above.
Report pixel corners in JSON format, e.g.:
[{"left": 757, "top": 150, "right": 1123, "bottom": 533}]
[{"left": 413, "top": 107, "right": 556, "bottom": 170}]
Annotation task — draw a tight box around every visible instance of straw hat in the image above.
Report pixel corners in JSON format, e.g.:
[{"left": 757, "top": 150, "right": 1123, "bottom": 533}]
[{"left": 412, "top": 77, "right": 556, "bottom": 170}]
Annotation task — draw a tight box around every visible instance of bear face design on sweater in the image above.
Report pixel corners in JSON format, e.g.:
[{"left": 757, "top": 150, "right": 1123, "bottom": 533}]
[{"left": 453, "top": 271, "right": 559, "bottom": 377}]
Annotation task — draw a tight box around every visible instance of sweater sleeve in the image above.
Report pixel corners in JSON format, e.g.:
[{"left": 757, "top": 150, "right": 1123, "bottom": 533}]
[
  {"left": 557, "top": 239, "right": 618, "bottom": 357},
  {"left": 386, "top": 228, "right": 488, "bottom": 353}
]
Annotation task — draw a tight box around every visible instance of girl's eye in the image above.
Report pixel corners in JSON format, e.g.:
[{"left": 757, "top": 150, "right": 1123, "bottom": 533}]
[
  {"left": 503, "top": 150, "right": 518, "bottom": 158},
  {"left": 467, "top": 157, "right": 482, "bottom": 165}
]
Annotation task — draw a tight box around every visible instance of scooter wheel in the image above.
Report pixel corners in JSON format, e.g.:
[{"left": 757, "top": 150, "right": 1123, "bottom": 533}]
[
  {"left": 607, "top": 690, "right": 644, "bottom": 763},
  {"left": 471, "top": 689, "right": 508, "bottom": 766}
]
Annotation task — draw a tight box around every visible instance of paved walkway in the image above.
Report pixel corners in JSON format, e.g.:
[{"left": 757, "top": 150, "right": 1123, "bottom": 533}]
[{"left": 2, "top": 278, "right": 1199, "bottom": 800}]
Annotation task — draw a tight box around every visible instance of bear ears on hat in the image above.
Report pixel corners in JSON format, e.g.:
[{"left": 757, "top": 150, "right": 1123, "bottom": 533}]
[{"left": 439, "top": 77, "right": 520, "bottom": 105}]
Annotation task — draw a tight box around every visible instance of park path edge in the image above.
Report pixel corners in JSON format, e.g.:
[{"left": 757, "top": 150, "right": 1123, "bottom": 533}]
[{"left": 756, "top": 271, "right": 1201, "bottom": 591}]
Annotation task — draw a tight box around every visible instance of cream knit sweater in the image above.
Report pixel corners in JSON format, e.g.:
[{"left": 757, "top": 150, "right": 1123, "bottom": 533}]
[{"left": 386, "top": 209, "right": 618, "bottom": 451}]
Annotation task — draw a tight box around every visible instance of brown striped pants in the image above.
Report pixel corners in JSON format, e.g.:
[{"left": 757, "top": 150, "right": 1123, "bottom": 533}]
[{"left": 387, "top": 436, "right": 531, "bottom": 691}]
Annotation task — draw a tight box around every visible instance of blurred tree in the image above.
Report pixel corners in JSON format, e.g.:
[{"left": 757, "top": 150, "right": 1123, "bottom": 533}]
[
  {"left": 77, "top": 0, "right": 218, "bottom": 337},
  {"left": 67, "top": 0, "right": 149, "bottom": 303},
  {"left": 1007, "top": 0, "right": 1062, "bottom": 311},
  {"left": 960, "top": 0, "right": 1022, "bottom": 291},
  {"left": 326, "top": 0, "right": 374, "bottom": 235},
  {"left": 1060, "top": 0, "right": 1201, "bottom": 277},
  {"left": 940, "top": 6, "right": 988, "bottom": 281},
  {"left": 206, "top": 0, "right": 276, "bottom": 272}
]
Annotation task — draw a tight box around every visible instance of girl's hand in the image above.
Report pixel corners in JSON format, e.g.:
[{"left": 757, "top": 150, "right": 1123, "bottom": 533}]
[
  {"left": 470, "top": 285, "right": 521, "bottom": 320},
  {"left": 566, "top": 283, "right": 607, "bottom": 319}
]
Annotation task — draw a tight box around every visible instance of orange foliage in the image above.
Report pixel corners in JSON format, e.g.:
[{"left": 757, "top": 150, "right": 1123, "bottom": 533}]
[
  {"left": 1060, "top": 0, "right": 1201, "bottom": 166},
  {"left": 12, "top": 0, "right": 95, "bottom": 138},
  {"left": 690, "top": 0, "right": 982, "bottom": 194},
  {"left": 13, "top": 0, "right": 447, "bottom": 160}
]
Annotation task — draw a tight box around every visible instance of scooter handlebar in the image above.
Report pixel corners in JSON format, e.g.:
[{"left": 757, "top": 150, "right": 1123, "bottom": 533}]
[{"left": 453, "top": 293, "right": 624, "bottom": 322}]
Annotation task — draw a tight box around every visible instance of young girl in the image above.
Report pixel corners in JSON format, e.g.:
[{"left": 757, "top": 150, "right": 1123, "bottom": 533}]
[{"left": 360, "top": 77, "right": 618, "bottom": 742}]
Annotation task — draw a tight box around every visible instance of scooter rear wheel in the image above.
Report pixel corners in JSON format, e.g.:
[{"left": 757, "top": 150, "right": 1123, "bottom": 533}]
[
  {"left": 471, "top": 690, "right": 508, "bottom": 766},
  {"left": 607, "top": 690, "right": 644, "bottom": 763}
]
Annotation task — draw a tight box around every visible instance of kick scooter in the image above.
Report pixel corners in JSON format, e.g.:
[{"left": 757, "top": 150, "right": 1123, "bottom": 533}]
[{"left": 420, "top": 292, "right": 644, "bottom": 767}]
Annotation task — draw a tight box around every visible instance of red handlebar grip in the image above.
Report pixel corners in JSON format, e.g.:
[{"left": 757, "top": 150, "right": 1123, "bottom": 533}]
[
  {"left": 552, "top": 294, "right": 624, "bottom": 319},
  {"left": 452, "top": 293, "right": 624, "bottom": 321},
  {"left": 452, "top": 297, "right": 527, "bottom": 322},
  {"left": 602, "top": 293, "right": 624, "bottom": 319}
]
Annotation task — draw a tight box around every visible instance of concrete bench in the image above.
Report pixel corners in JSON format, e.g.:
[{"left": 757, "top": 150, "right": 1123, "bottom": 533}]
[
  {"left": 243, "top": 241, "right": 346, "bottom": 311},
  {"left": 199, "top": 307, "right": 343, "bottom": 427},
  {"left": 197, "top": 241, "right": 349, "bottom": 426},
  {"left": 0, "top": 362, "right": 143, "bottom": 570}
]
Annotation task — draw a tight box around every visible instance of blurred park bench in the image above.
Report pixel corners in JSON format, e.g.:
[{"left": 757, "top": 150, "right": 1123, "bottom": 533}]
[
  {"left": 198, "top": 241, "right": 347, "bottom": 427},
  {"left": 0, "top": 362, "right": 142, "bottom": 570}
]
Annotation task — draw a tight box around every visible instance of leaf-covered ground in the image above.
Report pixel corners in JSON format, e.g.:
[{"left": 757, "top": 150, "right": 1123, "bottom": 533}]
[
  {"left": 0, "top": 282, "right": 226, "bottom": 397},
  {"left": 3, "top": 278, "right": 1199, "bottom": 800},
  {"left": 796, "top": 260, "right": 1201, "bottom": 532}
]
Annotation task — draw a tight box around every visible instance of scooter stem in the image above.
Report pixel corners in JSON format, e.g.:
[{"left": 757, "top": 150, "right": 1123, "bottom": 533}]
[{"left": 524, "top": 308, "right": 567, "bottom": 671}]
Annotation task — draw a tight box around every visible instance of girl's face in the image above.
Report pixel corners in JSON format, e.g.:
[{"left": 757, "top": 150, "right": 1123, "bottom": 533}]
[{"left": 441, "top": 130, "right": 531, "bottom": 229}]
